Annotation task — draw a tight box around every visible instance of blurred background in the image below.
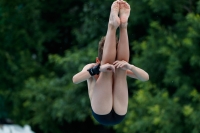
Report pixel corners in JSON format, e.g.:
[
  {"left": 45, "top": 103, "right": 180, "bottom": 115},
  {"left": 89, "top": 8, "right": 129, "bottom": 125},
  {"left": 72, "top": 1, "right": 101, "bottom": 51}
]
[{"left": 0, "top": 0, "right": 200, "bottom": 132}]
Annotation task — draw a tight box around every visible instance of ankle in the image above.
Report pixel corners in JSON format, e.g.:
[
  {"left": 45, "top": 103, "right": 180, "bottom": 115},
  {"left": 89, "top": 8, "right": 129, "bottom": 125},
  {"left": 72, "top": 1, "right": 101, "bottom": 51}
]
[
  {"left": 120, "top": 23, "right": 128, "bottom": 29},
  {"left": 108, "top": 23, "right": 118, "bottom": 30}
]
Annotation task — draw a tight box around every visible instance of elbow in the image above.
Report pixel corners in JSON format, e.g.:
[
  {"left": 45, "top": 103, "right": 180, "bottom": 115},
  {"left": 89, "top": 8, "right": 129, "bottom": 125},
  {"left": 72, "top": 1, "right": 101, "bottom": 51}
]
[
  {"left": 144, "top": 73, "right": 149, "bottom": 81},
  {"left": 72, "top": 76, "right": 79, "bottom": 84},
  {"left": 141, "top": 73, "right": 149, "bottom": 82}
]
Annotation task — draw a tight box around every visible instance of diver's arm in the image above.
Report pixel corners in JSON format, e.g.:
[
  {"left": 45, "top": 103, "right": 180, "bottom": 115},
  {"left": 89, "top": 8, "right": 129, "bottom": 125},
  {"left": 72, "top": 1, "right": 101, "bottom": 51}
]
[
  {"left": 127, "top": 65, "right": 149, "bottom": 81},
  {"left": 113, "top": 60, "right": 149, "bottom": 81},
  {"left": 72, "top": 64, "right": 94, "bottom": 84},
  {"left": 72, "top": 63, "right": 115, "bottom": 84}
]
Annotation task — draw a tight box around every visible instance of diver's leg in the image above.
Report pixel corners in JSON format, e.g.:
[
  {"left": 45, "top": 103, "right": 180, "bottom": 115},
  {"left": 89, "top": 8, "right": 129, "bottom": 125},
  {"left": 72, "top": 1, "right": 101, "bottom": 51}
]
[
  {"left": 91, "top": 1, "right": 120, "bottom": 115},
  {"left": 100, "top": 1, "right": 120, "bottom": 65},
  {"left": 116, "top": 0, "right": 130, "bottom": 61},
  {"left": 113, "top": 1, "right": 130, "bottom": 115}
]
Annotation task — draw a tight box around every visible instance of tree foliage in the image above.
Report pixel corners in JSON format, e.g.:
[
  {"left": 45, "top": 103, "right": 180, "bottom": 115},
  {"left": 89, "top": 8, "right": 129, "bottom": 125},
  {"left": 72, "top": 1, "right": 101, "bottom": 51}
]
[{"left": 0, "top": 0, "right": 200, "bottom": 133}]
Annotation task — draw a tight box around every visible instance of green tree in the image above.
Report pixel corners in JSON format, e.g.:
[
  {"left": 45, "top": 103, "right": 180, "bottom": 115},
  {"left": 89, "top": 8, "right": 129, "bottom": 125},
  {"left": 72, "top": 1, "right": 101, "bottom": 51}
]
[
  {"left": 1, "top": 0, "right": 200, "bottom": 132},
  {"left": 0, "top": 0, "right": 45, "bottom": 119}
]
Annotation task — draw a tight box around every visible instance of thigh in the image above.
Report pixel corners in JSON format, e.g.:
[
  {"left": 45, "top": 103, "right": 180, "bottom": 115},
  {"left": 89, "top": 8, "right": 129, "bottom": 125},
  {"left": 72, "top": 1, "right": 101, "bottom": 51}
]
[
  {"left": 113, "top": 68, "right": 128, "bottom": 115},
  {"left": 91, "top": 72, "right": 113, "bottom": 115}
]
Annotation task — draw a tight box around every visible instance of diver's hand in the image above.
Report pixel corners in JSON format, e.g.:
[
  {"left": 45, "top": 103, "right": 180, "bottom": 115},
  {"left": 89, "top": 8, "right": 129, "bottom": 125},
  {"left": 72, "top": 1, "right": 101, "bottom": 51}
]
[
  {"left": 100, "top": 63, "right": 115, "bottom": 73},
  {"left": 113, "top": 60, "right": 132, "bottom": 70}
]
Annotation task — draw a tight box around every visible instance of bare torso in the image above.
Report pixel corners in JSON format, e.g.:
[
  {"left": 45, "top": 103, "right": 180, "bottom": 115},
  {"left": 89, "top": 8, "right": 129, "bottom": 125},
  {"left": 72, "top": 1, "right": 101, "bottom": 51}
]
[{"left": 87, "top": 75, "right": 96, "bottom": 100}]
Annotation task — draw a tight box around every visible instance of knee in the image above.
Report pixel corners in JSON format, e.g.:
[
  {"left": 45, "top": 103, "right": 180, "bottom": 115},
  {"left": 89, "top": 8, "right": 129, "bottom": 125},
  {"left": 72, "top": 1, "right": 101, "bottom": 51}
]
[
  {"left": 113, "top": 98, "right": 128, "bottom": 115},
  {"left": 113, "top": 104, "right": 128, "bottom": 115},
  {"left": 91, "top": 102, "right": 112, "bottom": 115},
  {"left": 90, "top": 96, "right": 113, "bottom": 115}
]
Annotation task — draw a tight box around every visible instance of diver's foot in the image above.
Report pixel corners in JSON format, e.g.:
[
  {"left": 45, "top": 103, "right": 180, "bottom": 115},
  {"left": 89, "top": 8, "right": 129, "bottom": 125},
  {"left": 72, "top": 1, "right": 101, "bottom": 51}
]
[
  {"left": 119, "top": 1, "right": 130, "bottom": 28},
  {"left": 109, "top": 1, "right": 120, "bottom": 29}
]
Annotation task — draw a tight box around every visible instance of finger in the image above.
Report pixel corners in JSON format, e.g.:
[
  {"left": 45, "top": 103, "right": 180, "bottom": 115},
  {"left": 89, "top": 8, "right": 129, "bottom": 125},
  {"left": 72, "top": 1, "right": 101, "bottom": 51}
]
[
  {"left": 116, "top": 63, "right": 123, "bottom": 68},
  {"left": 117, "top": 63, "right": 122, "bottom": 67},
  {"left": 113, "top": 62, "right": 120, "bottom": 67},
  {"left": 119, "top": 63, "right": 124, "bottom": 68},
  {"left": 119, "top": 63, "right": 125, "bottom": 68},
  {"left": 118, "top": 63, "right": 123, "bottom": 68},
  {"left": 115, "top": 63, "right": 121, "bottom": 68},
  {"left": 114, "top": 63, "right": 119, "bottom": 67},
  {"left": 113, "top": 60, "right": 119, "bottom": 65}
]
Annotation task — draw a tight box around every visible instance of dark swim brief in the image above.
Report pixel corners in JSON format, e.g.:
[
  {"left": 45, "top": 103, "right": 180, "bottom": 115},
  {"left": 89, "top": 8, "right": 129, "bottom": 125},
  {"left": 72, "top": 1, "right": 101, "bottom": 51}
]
[{"left": 91, "top": 108, "right": 126, "bottom": 126}]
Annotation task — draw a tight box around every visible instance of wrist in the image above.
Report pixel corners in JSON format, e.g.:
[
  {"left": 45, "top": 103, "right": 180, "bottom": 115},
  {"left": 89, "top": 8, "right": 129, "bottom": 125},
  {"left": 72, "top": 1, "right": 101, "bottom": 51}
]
[
  {"left": 129, "top": 64, "right": 134, "bottom": 71},
  {"left": 87, "top": 64, "right": 100, "bottom": 76}
]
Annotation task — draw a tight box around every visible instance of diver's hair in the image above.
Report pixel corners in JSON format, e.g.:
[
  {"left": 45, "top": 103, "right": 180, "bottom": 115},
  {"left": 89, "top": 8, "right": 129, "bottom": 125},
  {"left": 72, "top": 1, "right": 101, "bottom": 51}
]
[{"left": 98, "top": 36, "right": 119, "bottom": 61}]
